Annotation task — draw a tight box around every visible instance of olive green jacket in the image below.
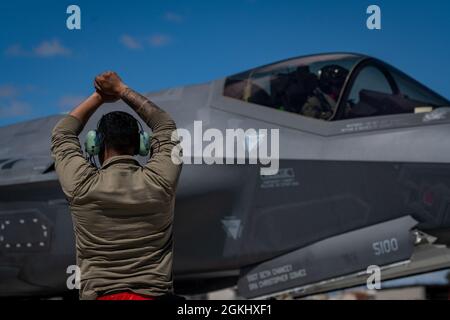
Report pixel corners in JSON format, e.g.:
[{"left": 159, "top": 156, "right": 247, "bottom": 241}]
[{"left": 51, "top": 105, "right": 182, "bottom": 300}]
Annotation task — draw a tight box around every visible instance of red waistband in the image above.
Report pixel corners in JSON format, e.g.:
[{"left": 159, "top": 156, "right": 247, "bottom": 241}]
[{"left": 97, "top": 292, "right": 154, "bottom": 300}]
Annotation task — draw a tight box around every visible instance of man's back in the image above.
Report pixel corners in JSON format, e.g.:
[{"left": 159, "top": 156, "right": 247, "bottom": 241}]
[
  {"left": 51, "top": 73, "right": 182, "bottom": 300},
  {"left": 70, "top": 156, "right": 175, "bottom": 300}
]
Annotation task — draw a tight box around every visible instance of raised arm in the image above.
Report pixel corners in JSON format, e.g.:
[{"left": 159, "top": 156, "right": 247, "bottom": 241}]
[
  {"left": 95, "top": 72, "right": 183, "bottom": 195},
  {"left": 51, "top": 91, "right": 110, "bottom": 202},
  {"left": 69, "top": 92, "right": 103, "bottom": 126},
  {"left": 120, "top": 87, "right": 175, "bottom": 135}
]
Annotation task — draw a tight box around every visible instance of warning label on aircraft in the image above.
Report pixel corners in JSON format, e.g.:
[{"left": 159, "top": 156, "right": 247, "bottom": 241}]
[
  {"left": 238, "top": 216, "right": 417, "bottom": 298},
  {"left": 260, "top": 168, "right": 299, "bottom": 189},
  {"left": 245, "top": 264, "right": 307, "bottom": 292}
]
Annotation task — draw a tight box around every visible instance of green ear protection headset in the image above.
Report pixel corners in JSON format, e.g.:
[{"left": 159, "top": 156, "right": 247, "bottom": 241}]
[{"left": 84, "top": 115, "right": 151, "bottom": 157}]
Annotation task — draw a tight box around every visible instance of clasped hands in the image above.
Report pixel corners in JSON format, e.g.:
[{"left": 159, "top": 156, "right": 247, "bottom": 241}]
[{"left": 94, "top": 71, "right": 128, "bottom": 103}]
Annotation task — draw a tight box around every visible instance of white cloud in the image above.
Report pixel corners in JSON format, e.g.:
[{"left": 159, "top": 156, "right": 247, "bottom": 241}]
[
  {"left": 119, "top": 34, "right": 142, "bottom": 50},
  {"left": 5, "top": 39, "right": 71, "bottom": 58},
  {"left": 0, "top": 84, "right": 39, "bottom": 98},
  {"left": 0, "top": 85, "right": 18, "bottom": 98},
  {"left": 0, "top": 101, "right": 31, "bottom": 118},
  {"left": 33, "top": 39, "right": 71, "bottom": 57},
  {"left": 119, "top": 33, "right": 173, "bottom": 50},
  {"left": 5, "top": 44, "right": 28, "bottom": 57},
  {"left": 58, "top": 95, "right": 85, "bottom": 110},
  {"left": 149, "top": 34, "right": 172, "bottom": 47},
  {"left": 164, "top": 12, "right": 183, "bottom": 23},
  {"left": 0, "top": 85, "right": 37, "bottom": 119}
]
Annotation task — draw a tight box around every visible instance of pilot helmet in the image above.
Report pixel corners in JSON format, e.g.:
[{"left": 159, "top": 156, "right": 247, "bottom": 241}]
[{"left": 318, "top": 64, "right": 349, "bottom": 93}]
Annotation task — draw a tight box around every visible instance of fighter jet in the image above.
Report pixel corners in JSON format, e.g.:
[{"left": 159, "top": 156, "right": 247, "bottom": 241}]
[{"left": 1, "top": 53, "right": 450, "bottom": 299}]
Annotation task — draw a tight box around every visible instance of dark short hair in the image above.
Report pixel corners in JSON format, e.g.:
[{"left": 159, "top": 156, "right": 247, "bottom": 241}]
[{"left": 97, "top": 111, "right": 139, "bottom": 155}]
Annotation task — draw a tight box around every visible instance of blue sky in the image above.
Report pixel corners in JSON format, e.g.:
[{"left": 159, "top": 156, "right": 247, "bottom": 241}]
[{"left": 0, "top": 0, "right": 449, "bottom": 126}]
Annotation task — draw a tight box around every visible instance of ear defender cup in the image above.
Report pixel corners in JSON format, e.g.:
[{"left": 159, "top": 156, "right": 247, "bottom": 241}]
[
  {"left": 84, "top": 118, "right": 150, "bottom": 157},
  {"left": 85, "top": 130, "right": 101, "bottom": 156},
  {"left": 138, "top": 131, "right": 151, "bottom": 156}
]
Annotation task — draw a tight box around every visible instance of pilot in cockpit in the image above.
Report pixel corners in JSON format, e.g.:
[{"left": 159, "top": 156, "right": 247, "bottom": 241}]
[{"left": 301, "top": 65, "right": 349, "bottom": 120}]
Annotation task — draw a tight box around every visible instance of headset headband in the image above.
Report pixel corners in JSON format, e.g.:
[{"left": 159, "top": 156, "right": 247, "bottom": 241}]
[{"left": 87, "top": 112, "right": 150, "bottom": 158}]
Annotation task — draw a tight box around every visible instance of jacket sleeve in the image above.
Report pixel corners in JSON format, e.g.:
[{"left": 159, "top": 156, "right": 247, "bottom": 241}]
[
  {"left": 51, "top": 115, "right": 97, "bottom": 202},
  {"left": 135, "top": 103, "right": 183, "bottom": 196}
]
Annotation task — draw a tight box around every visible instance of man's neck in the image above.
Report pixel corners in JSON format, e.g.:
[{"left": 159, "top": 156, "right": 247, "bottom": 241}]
[{"left": 103, "top": 148, "right": 133, "bottom": 163}]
